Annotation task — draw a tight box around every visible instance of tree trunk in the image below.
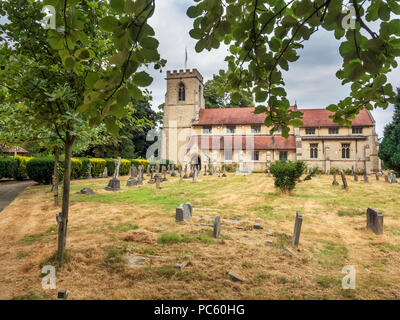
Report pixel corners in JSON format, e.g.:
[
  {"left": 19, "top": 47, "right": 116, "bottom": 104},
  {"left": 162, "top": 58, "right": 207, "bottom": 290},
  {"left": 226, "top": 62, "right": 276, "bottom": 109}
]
[
  {"left": 57, "top": 135, "right": 74, "bottom": 265},
  {"left": 52, "top": 147, "right": 60, "bottom": 206}
]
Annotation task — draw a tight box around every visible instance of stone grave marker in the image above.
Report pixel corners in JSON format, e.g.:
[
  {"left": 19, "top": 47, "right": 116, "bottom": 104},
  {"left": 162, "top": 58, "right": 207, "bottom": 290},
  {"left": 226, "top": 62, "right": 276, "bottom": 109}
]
[
  {"left": 366, "top": 207, "right": 383, "bottom": 235},
  {"left": 332, "top": 172, "right": 339, "bottom": 186},
  {"left": 391, "top": 174, "right": 398, "bottom": 184},
  {"left": 105, "top": 157, "right": 121, "bottom": 191},
  {"left": 364, "top": 172, "right": 369, "bottom": 183},
  {"left": 183, "top": 164, "right": 189, "bottom": 179},
  {"left": 138, "top": 165, "right": 144, "bottom": 185},
  {"left": 213, "top": 215, "right": 221, "bottom": 238},
  {"left": 192, "top": 168, "right": 198, "bottom": 182},
  {"left": 385, "top": 175, "right": 389, "bottom": 183},
  {"left": 171, "top": 164, "right": 176, "bottom": 177},
  {"left": 102, "top": 166, "right": 108, "bottom": 178},
  {"left": 155, "top": 174, "right": 162, "bottom": 189},
  {"left": 127, "top": 166, "right": 138, "bottom": 186},
  {"left": 340, "top": 170, "right": 348, "bottom": 189},
  {"left": 88, "top": 162, "right": 93, "bottom": 179},
  {"left": 146, "top": 165, "right": 151, "bottom": 176},
  {"left": 175, "top": 202, "right": 193, "bottom": 222},
  {"left": 376, "top": 172, "right": 379, "bottom": 181},
  {"left": 204, "top": 165, "right": 207, "bottom": 176},
  {"left": 222, "top": 167, "right": 227, "bottom": 177},
  {"left": 354, "top": 174, "right": 358, "bottom": 181},
  {"left": 292, "top": 211, "right": 303, "bottom": 247}
]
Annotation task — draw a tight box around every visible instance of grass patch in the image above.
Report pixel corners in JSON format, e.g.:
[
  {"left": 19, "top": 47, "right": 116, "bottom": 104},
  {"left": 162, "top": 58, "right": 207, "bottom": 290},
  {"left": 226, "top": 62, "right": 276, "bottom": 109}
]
[
  {"left": 109, "top": 222, "right": 139, "bottom": 233},
  {"left": 317, "top": 276, "right": 340, "bottom": 288},
  {"left": 18, "top": 225, "right": 57, "bottom": 245},
  {"left": 157, "top": 232, "right": 214, "bottom": 244},
  {"left": 16, "top": 251, "right": 30, "bottom": 259},
  {"left": 318, "top": 241, "right": 348, "bottom": 267},
  {"left": 104, "top": 245, "right": 128, "bottom": 264},
  {"left": 337, "top": 210, "right": 364, "bottom": 217},
  {"left": 11, "top": 291, "right": 49, "bottom": 300}
]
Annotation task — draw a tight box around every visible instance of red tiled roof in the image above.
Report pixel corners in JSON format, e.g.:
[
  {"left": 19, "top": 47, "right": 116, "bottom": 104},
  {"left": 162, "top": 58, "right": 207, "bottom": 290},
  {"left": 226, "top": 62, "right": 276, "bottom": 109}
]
[
  {"left": 187, "top": 135, "right": 296, "bottom": 150},
  {"left": 193, "top": 107, "right": 374, "bottom": 127},
  {"left": 0, "top": 145, "right": 28, "bottom": 153}
]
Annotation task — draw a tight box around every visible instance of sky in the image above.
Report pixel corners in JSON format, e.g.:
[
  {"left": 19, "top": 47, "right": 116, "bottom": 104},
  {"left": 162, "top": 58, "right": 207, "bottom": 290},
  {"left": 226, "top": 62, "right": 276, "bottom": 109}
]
[
  {"left": 1, "top": 1, "right": 398, "bottom": 138},
  {"left": 147, "top": 0, "right": 399, "bottom": 138}
]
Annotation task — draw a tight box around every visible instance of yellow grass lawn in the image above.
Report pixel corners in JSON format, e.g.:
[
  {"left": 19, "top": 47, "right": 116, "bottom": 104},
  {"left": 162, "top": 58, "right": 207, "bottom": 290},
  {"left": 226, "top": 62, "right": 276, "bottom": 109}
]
[{"left": 0, "top": 173, "right": 399, "bottom": 300}]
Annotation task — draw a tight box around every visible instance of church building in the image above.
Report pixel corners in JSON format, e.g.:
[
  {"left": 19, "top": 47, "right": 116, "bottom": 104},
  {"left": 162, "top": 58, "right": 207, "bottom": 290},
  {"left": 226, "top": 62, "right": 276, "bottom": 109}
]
[{"left": 161, "top": 69, "right": 380, "bottom": 173}]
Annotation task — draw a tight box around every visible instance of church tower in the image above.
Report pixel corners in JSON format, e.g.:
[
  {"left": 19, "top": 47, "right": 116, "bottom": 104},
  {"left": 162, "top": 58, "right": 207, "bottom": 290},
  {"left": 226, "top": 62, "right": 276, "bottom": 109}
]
[{"left": 162, "top": 69, "right": 205, "bottom": 163}]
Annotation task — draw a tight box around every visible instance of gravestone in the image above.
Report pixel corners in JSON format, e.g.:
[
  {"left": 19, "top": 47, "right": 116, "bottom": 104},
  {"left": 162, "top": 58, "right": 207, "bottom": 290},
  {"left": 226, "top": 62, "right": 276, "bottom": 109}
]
[
  {"left": 146, "top": 165, "right": 151, "bottom": 176},
  {"left": 366, "top": 207, "right": 383, "bottom": 235},
  {"left": 57, "top": 290, "right": 69, "bottom": 300},
  {"left": 391, "top": 174, "right": 398, "bottom": 184},
  {"left": 79, "top": 188, "right": 95, "bottom": 195},
  {"left": 351, "top": 167, "right": 354, "bottom": 177},
  {"left": 148, "top": 169, "right": 155, "bottom": 184},
  {"left": 171, "top": 164, "right": 176, "bottom": 177},
  {"left": 204, "top": 165, "right": 207, "bottom": 176},
  {"left": 183, "top": 165, "right": 189, "bottom": 179},
  {"left": 88, "top": 162, "right": 93, "bottom": 179},
  {"left": 126, "top": 166, "right": 139, "bottom": 186},
  {"left": 192, "top": 168, "right": 198, "bottom": 182},
  {"left": 189, "top": 165, "right": 194, "bottom": 178},
  {"left": 167, "top": 165, "right": 171, "bottom": 175},
  {"left": 131, "top": 165, "right": 138, "bottom": 178},
  {"left": 222, "top": 167, "right": 227, "bottom": 177},
  {"left": 385, "top": 175, "right": 389, "bottom": 183},
  {"left": 332, "top": 172, "right": 339, "bottom": 186},
  {"left": 364, "top": 172, "right": 369, "bottom": 183},
  {"left": 137, "top": 165, "right": 144, "bottom": 185},
  {"left": 213, "top": 215, "right": 221, "bottom": 238},
  {"left": 102, "top": 166, "right": 108, "bottom": 178},
  {"left": 354, "top": 174, "right": 358, "bottom": 182},
  {"left": 267, "top": 169, "right": 271, "bottom": 177},
  {"left": 155, "top": 175, "right": 162, "bottom": 189},
  {"left": 161, "top": 166, "right": 167, "bottom": 182},
  {"left": 340, "top": 170, "right": 348, "bottom": 189},
  {"left": 105, "top": 157, "right": 121, "bottom": 191},
  {"left": 292, "top": 211, "right": 303, "bottom": 247},
  {"left": 175, "top": 202, "right": 193, "bottom": 222},
  {"left": 376, "top": 172, "right": 379, "bottom": 181}
]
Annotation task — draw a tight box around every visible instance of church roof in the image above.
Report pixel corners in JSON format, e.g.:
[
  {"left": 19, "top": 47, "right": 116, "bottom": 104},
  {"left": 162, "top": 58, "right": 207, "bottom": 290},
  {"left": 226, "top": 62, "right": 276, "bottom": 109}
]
[
  {"left": 193, "top": 107, "right": 375, "bottom": 127},
  {"left": 187, "top": 135, "right": 296, "bottom": 150}
]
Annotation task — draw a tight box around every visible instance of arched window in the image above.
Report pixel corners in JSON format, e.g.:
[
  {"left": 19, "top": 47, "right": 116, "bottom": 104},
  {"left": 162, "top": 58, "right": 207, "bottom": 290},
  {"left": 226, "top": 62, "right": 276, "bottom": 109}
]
[{"left": 178, "top": 82, "right": 185, "bottom": 101}]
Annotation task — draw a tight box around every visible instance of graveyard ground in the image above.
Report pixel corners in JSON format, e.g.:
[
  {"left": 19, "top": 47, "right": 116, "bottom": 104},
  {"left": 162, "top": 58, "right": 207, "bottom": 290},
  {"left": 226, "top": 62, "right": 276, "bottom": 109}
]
[{"left": 0, "top": 173, "right": 400, "bottom": 300}]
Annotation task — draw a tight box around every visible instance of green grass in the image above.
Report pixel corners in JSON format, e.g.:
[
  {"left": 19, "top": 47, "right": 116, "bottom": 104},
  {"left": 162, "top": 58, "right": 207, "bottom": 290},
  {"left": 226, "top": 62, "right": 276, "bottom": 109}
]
[
  {"left": 318, "top": 241, "right": 349, "bottom": 268},
  {"left": 157, "top": 232, "right": 214, "bottom": 244},
  {"left": 18, "top": 225, "right": 57, "bottom": 245},
  {"left": 337, "top": 209, "right": 365, "bottom": 217},
  {"left": 11, "top": 291, "right": 49, "bottom": 300},
  {"left": 16, "top": 251, "right": 30, "bottom": 259},
  {"left": 109, "top": 222, "right": 139, "bottom": 233},
  {"left": 317, "top": 276, "right": 340, "bottom": 288}
]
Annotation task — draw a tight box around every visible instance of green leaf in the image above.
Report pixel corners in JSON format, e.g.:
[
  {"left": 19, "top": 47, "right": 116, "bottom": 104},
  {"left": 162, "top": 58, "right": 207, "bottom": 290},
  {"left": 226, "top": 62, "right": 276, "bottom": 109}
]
[
  {"left": 49, "top": 38, "right": 64, "bottom": 50},
  {"left": 288, "top": 119, "right": 303, "bottom": 127},
  {"left": 63, "top": 56, "right": 75, "bottom": 70},
  {"left": 74, "top": 48, "right": 94, "bottom": 61},
  {"left": 127, "top": 84, "right": 143, "bottom": 100},
  {"left": 85, "top": 73, "right": 99, "bottom": 89},
  {"left": 116, "top": 87, "right": 130, "bottom": 107},
  {"left": 189, "top": 28, "right": 203, "bottom": 40},
  {"left": 140, "top": 37, "right": 159, "bottom": 50},
  {"left": 348, "top": 62, "right": 364, "bottom": 81},
  {"left": 105, "top": 118, "right": 120, "bottom": 136},
  {"left": 254, "top": 106, "right": 267, "bottom": 114},
  {"left": 269, "top": 37, "right": 281, "bottom": 52},
  {"left": 99, "top": 16, "right": 119, "bottom": 32},
  {"left": 187, "top": 6, "right": 202, "bottom": 18},
  {"left": 110, "top": 0, "right": 125, "bottom": 13},
  {"left": 231, "top": 92, "right": 241, "bottom": 103},
  {"left": 388, "top": 0, "right": 400, "bottom": 14},
  {"left": 378, "top": 1, "right": 391, "bottom": 21},
  {"left": 133, "top": 71, "right": 153, "bottom": 87}
]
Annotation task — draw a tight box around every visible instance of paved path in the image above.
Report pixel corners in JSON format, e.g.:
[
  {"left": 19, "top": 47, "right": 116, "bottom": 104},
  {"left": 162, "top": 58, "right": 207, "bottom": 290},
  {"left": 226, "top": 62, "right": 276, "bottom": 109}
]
[{"left": 0, "top": 181, "right": 35, "bottom": 213}]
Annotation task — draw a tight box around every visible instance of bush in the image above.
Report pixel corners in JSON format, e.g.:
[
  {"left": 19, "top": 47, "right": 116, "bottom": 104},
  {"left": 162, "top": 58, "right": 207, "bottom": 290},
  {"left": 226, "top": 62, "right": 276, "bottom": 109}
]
[
  {"left": 13, "top": 156, "right": 34, "bottom": 180},
  {"left": 131, "top": 159, "right": 149, "bottom": 171},
  {"left": 120, "top": 159, "right": 131, "bottom": 176},
  {"left": 270, "top": 161, "right": 306, "bottom": 192},
  {"left": 222, "top": 163, "right": 238, "bottom": 173},
  {"left": 26, "top": 157, "right": 63, "bottom": 185},
  {"left": 70, "top": 158, "right": 83, "bottom": 180},
  {"left": 294, "top": 161, "right": 307, "bottom": 179},
  {"left": 76, "top": 157, "right": 90, "bottom": 178},
  {"left": 105, "top": 158, "right": 115, "bottom": 177},
  {"left": 0, "top": 157, "right": 18, "bottom": 179},
  {"left": 89, "top": 158, "right": 106, "bottom": 177}
]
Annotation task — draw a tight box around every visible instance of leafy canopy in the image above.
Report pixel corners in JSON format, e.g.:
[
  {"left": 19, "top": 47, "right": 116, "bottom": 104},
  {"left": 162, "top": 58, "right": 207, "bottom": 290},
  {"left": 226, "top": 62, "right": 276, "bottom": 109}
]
[{"left": 187, "top": 0, "right": 399, "bottom": 137}]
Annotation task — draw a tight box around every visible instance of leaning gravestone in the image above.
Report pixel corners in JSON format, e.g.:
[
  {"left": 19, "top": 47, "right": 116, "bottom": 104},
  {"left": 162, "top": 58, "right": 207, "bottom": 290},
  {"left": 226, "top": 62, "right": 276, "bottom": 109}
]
[
  {"left": 88, "top": 162, "right": 93, "bottom": 179},
  {"left": 102, "top": 166, "right": 108, "bottom": 178},
  {"left": 105, "top": 157, "right": 121, "bottom": 191},
  {"left": 366, "top": 207, "right": 383, "bottom": 235},
  {"left": 175, "top": 202, "right": 193, "bottom": 222},
  {"left": 340, "top": 170, "right": 348, "bottom": 189},
  {"left": 391, "top": 174, "right": 398, "bottom": 184},
  {"left": 332, "top": 172, "right": 339, "bottom": 186},
  {"left": 213, "top": 215, "right": 221, "bottom": 238},
  {"left": 292, "top": 211, "right": 303, "bottom": 247}
]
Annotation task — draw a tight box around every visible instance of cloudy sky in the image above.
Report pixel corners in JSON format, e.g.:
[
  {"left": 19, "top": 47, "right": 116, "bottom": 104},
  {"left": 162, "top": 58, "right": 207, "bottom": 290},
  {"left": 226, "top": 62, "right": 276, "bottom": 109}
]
[
  {"left": 147, "top": 0, "right": 399, "bottom": 138},
  {"left": 1, "top": 1, "right": 398, "bottom": 138}
]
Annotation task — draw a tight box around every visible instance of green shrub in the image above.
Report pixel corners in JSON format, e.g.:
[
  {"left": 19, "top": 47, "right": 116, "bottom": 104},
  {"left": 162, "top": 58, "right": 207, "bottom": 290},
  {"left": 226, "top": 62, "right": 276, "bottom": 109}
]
[
  {"left": 294, "top": 161, "right": 307, "bottom": 179},
  {"left": 26, "top": 157, "right": 63, "bottom": 185},
  {"left": 105, "top": 158, "right": 115, "bottom": 177},
  {"left": 270, "top": 161, "right": 306, "bottom": 192},
  {"left": 12, "top": 156, "right": 34, "bottom": 180},
  {"left": 131, "top": 159, "right": 149, "bottom": 170},
  {"left": 120, "top": 159, "right": 131, "bottom": 176},
  {"left": 76, "top": 157, "right": 90, "bottom": 178},
  {"left": 222, "top": 163, "right": 238, "bottom": 173},
  {"left": 89, "top": 158, "right": 106, "bottom": 177},
  {"left": 70, "top": 158, "right": 83, "bottom": 179},
  {"left": 0, "top": 157, "right": 18, "bottom": 179}
]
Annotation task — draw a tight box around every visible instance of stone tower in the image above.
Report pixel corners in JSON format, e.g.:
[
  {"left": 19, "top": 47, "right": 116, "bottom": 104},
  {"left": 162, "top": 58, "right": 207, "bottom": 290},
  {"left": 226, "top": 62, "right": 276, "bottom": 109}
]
[{"left": 162, "top": 69, "right": 205, "bottom": 164}]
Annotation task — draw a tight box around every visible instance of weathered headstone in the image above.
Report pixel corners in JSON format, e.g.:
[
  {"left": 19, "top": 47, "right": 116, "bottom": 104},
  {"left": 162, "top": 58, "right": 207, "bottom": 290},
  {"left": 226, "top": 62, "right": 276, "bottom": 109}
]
[
  {"left": 204, "top": 165, "right": 207, "bottom": 176},
  {"left": 267, "top": 169, "right": 271, "bottom": 177},
  {"left": 222, "top": 167, "right": 227, "bottom": 177},
  {"left": 189, "top": 165, "right": 194, "bottom": 178},
  {"left": 175, "top": 202, "right": 193, "bottom": 222},
  {"left": 391, "top": 173, "right": 398, "bottom": 184},
  {"left": 292, "top": 211, "right": 303, "bottom": 247},
  {"left": 376, "top": 172, "right": 379, "bottom": 181},
  {"left": 102, "top": 166, "right": 108, "bottom": 178},
  {"left": 148, "top": 169, "right": 155, "bottom": 184},
  {"left": 192, "top": 168, "right": 198, "bottom": 182},
  {"left": 79, "top": 188, "right": 95, "bottom": 195},
  {"left": 340, "top": 170, "right": 348, "bottom": 189},
  {"left": 171, "top": 164, "right": 176, "bottom": 177},
  {"left": 105, "top": 157, "right": 121, "bottom": 191},
  {"left": 332, "top": 172, "right": 339, "bottom": 186},
  {"left": 385, "top": 175, "right": 389, "bottom": 183},
  {"left": 183, "top": 164, "right": 189, "bottom": 179},
  {"left": 88, "top": 162, "right": 93, "bottom": 179},
  {"left": 364, "top": 172, "right": 369, "bottom": 183},
  {"left": 213, "top": 215, "right": 221, "bottom": 238},
  {"left": 155, "top": 174, "right": 162, "bottom": 189},
  {"left": 354, "top": 174, "right": 358, "bottom": 182},
  {"left": 366, "top": 207, "right": 383, "bottom": 235},
  {"left": 146, "top": 165, "right": 151, "bottom": 176},
  {"left": 57, "top": 290, "right": 69, "bottom": 300}
]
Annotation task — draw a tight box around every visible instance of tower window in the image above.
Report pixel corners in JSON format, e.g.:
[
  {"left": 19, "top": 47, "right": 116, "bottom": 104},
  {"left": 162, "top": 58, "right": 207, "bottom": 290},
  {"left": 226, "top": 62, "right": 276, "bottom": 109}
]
[{"left": 178, "top": 82, "right": 185, "bottom": 101}]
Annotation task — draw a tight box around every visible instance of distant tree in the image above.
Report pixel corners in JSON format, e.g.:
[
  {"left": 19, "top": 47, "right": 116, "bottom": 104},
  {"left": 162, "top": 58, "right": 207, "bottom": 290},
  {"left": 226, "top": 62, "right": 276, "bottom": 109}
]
[
  {"left": 379, "top": 88, "right": 400, "bottom": 174},
  {"left": 204, "top": 73, "right": 254, "bottom": 109}
]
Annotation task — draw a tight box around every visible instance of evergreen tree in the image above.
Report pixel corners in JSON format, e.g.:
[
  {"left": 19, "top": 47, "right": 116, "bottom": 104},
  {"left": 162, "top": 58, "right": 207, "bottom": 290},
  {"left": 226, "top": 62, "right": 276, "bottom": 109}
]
[{"left": 379, "top": 88, "right": 400, "bottom": 173}]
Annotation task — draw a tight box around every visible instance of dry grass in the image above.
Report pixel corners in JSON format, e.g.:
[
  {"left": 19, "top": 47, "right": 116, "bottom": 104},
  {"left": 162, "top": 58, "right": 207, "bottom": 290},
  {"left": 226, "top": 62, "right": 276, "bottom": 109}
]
[{"left": 0, "top": 173, "right": 400, "bottom": 300}]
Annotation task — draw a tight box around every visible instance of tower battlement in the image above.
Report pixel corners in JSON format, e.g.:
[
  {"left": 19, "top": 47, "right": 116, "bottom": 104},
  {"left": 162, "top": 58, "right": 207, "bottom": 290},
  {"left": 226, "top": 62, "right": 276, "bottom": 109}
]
[{"left": 166, "top": 69, "right": 203, "bottom": 82}]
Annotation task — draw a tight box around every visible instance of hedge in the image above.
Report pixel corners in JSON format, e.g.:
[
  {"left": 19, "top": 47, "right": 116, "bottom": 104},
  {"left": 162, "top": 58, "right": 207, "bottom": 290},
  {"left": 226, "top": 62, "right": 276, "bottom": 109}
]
[
  {"left": 26, "top": 157, "right": 63, "bottom": 185},
  {"left": 120, "top": 159, "right": 131, "bottom": 176},
  {"left": 89, "top": 158, "right": 107, "bottom": 177},
  {"left": 0, "top": 157, "right": 18, "bottom": 179},
  {"left": 131, "top": 159, "right": 148, "bottom": 171}
]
